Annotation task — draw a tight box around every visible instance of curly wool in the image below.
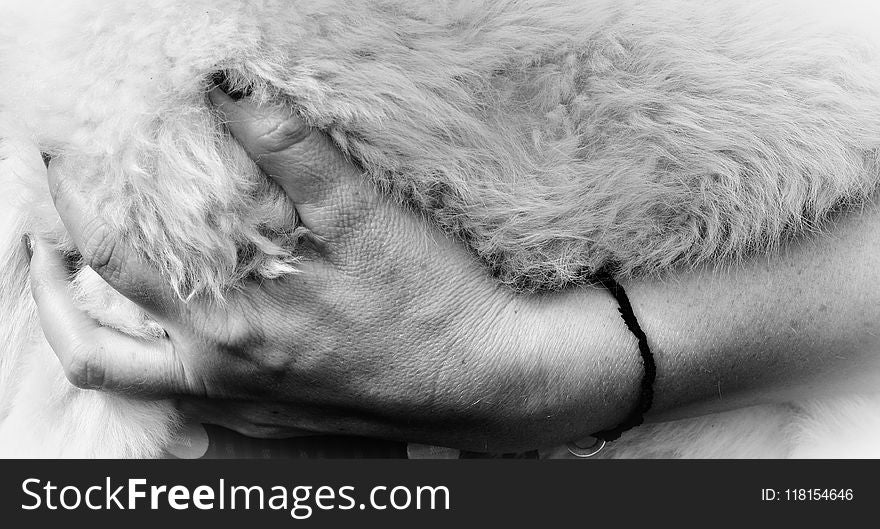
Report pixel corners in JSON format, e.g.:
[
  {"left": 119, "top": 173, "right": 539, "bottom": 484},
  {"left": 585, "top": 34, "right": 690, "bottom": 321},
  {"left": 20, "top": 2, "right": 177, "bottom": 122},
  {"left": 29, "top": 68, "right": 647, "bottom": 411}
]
[
  {"left": 1, "top": 0, "right": 880, "bottom": 457},
  {"left": 2, "top": 0, "right": 879, "bottom": 296}
]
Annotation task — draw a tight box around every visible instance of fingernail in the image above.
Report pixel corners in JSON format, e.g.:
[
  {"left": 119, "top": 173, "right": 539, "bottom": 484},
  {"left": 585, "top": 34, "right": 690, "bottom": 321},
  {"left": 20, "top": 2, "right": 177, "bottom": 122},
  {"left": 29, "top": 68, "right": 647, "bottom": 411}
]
[
  {"left": 209, "top": 71, "right": 249, "bottom": 101},
  {"left": 40, "top": 151, "right": 52, "bottom": 168},
  {"left": 21, "top": 233, "right": 34, "bottom": 262},
  {"left": 208, "top": 86, "right": 233, "bottom": 108}
]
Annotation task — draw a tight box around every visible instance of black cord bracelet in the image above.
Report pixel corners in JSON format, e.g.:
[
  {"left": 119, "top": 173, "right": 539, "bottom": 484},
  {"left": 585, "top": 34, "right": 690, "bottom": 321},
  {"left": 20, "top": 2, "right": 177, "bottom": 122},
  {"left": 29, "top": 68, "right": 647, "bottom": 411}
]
[{"left": 589, "top": 270, "right": 657, "bottom": 443}]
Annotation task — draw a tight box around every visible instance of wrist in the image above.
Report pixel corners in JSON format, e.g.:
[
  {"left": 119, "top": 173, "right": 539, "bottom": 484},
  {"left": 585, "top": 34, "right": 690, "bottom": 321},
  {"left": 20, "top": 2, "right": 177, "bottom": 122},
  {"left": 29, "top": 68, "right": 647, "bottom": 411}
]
[
  {"left": 528, "top": 286, "right": 645, "bottom": 444},
  {"left": 444, "top": 285, "right": 644, "bottom": 451}
]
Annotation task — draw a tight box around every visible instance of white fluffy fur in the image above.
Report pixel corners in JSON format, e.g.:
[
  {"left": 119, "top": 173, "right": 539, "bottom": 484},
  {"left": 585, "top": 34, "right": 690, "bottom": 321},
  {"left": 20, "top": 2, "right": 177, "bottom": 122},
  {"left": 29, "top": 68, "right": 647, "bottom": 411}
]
[{"left": 1, "top": 0, "right": 879, "bottom": 457}]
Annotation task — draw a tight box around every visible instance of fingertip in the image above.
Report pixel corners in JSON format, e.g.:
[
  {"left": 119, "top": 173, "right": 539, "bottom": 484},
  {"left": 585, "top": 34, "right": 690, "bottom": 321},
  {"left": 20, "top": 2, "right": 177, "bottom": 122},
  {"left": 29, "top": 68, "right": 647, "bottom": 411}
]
[
  {"left": 21, "top": 233, "right": 34, "bottom": 263},
  {"left": 208, "top": 85, "right": 236, "bottom": 108},
  {"left": 28, "top": 235, "right": 69, "bottom": 287},
  {"left": 45, "top": 156, "right": 82, "bottom": 213},
  {"left": 27, "top": 236, "right": 76, "bottom": 320},
  {"left": 46, "top": 157, "right": 60, "bottom": 203},
  {"left": 27, "top": 236, "right": 104, "bottom": 370},
  {"left": 208, "top": 86, "right": 257, "bottom": 126},
  {"left": 208, "top": 88, "right": 256, "bottom": 141}
]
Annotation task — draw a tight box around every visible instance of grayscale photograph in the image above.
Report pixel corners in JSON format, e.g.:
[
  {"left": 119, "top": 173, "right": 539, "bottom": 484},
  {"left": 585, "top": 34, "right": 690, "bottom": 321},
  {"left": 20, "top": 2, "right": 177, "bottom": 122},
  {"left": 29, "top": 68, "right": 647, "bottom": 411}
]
[{"left": 1, "top": 0, "right": 879, "bottom": 467}]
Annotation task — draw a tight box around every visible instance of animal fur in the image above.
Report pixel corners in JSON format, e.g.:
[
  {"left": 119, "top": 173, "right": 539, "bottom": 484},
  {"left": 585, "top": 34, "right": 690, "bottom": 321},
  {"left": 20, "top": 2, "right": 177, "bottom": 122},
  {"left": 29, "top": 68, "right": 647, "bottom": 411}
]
[{"left": 1, "top": 0, "right": 879, "bottom": 457}]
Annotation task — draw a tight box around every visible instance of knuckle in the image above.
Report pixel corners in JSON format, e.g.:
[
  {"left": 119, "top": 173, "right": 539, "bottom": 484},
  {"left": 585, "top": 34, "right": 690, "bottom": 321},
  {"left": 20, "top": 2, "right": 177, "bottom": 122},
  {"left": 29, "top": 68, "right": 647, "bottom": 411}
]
[
  {"left": 258, "top": 348, "right": 294, "bottom": 379},
  {"left": 205, "top": 313, "right": 269, "bottom": 366},
  {"left": 216, "top": 316, "right": 264, "bottom": 353},
  {"left": 254, "top": 116, "right": 312, "bottom": 154},
  {"left": 63, "top": 343, "right": 106, "bottom": 390},
  {"left": 80, "top": 221, "right": 125, "bottom": 283}
]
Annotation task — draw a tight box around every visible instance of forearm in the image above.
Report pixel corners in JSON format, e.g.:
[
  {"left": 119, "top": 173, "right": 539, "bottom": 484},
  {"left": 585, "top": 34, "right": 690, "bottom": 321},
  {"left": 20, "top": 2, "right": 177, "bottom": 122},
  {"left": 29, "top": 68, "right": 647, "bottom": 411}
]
[
  {"left": 636, "top": 198, "right": 880, "bottom": 422},
  {"left": 515, "top": 196, "right": 880, "bottom": 447},
  {"left": 302, "top": 196, "right": 880, "bottom": 453}
]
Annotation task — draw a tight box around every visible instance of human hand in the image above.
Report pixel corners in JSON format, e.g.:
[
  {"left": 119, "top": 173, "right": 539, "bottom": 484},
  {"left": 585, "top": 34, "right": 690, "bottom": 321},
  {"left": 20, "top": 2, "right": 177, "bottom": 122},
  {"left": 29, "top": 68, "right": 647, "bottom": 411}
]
[
  {"left": 28, "top": 88, "right": 635, "bottom": 452},
  {"left": 31, "top": 86, "right": 880, "bottom": 454}
]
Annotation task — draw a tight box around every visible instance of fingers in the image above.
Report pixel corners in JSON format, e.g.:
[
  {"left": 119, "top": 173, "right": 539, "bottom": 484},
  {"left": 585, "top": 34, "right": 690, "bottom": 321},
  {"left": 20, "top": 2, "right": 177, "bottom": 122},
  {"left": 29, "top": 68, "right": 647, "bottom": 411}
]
[
  {"left": 28, "top": 233, "right": 104, "bottom": 356},
  {"left": 27, "top": 235, "right": 197, "bottom": 397},
  {"left": 46, "top": 157, "right": 182, "bottom": 319},
  {"left": 209, "top": 87, "right": 379, "bottom": 240}
]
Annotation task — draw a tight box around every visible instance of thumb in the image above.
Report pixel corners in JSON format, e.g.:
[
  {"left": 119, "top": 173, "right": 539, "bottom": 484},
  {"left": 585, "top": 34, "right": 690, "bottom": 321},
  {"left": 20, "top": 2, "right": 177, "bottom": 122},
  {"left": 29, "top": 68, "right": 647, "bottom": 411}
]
[
  {"left": 27, "top": 234, "right": 194, "bottom": 396},
  {"left": 209, "top": 88, "right": 378, "bottom": 240}
]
